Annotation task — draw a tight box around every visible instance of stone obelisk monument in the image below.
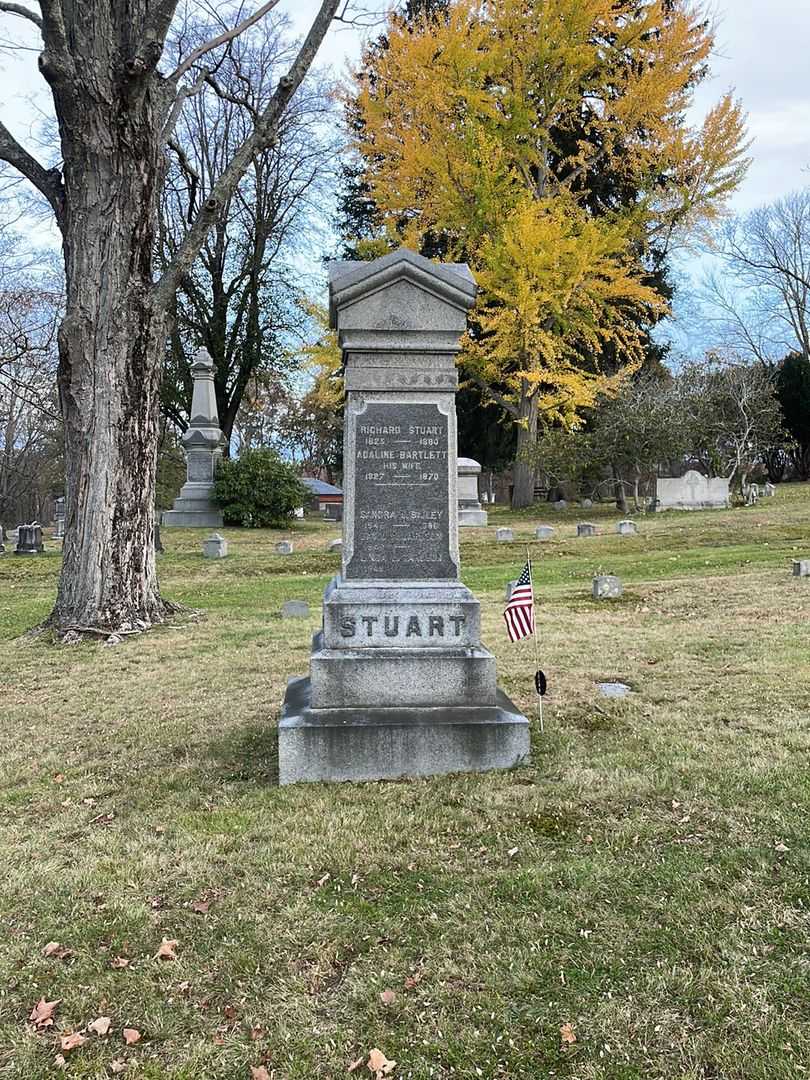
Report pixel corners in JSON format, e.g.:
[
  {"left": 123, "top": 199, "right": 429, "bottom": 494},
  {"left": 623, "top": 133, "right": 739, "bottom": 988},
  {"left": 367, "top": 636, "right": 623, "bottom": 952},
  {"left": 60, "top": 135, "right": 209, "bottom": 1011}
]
[
  {"left": 278, "top": 249, "right": 529, "bottom": 784},
  {"left": 162, "top": 347, "right": 225, "bottom": 528}
]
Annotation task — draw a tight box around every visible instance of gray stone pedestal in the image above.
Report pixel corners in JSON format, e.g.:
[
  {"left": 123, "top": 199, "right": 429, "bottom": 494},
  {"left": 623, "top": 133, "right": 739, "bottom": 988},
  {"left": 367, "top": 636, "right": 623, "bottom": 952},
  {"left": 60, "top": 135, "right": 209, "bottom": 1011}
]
[
  {"left": 281, "top": 675, "right": 528, "bottom": 784},
  {"left": 163, "top": 348, "right": 225, "bottom": 528},
  {"left": 278, "top": 249, "right": 529, "bottom": 784}
]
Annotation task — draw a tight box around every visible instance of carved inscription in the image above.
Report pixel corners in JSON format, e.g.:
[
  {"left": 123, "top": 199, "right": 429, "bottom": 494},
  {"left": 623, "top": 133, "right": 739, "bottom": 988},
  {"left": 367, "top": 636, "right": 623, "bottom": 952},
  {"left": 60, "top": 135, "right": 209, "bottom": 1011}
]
[
  {"left": 347, "top": 402, "right": 454, "bottom": 580},
  {"left": 339, "top": 613, "right": 466, "bottom": 639},
  {"left": 187, "top": 452, "right": 213, "bottom": 483}
]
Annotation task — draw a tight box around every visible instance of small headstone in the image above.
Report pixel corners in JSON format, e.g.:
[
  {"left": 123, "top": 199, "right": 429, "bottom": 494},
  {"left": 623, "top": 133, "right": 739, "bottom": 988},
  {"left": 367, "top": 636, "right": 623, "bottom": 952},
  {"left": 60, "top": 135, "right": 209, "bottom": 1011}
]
[
  {"left": 496, "top": 527, "right": 513, "bottom": 543},
  {"left": 581, "top": 498, "right": 593, "bottom": 509},
  {"left": 0, "top": 524, "right": 5, "bottom": 554},
  {"left": 328, "top": 538, "right": 343, "bottom": 552},
  {"left": 14, "top": 523, "right": 44, "bottom": 555},
  {"left": 276, "top": 540, "right": 293, "bottom": 555},
  {"left": 792, "top": 560, "right": 810, "bottom": 577},
  {"left": 593, "top": 574, "right": 622, "bottom": 599},
  {"left": 203, "top": 533, "right": 228, "bottom": 559},
  {"left": 104, "top": 633, "right": 123, "bottom": 647},
  {"left": 597, "top": 680, "right": 631, "bottom": 698},
  {"left": 505, "top": 579, "right": 518, "bottom": 600},
  {"left": 577, "top": 522, "right": 597, "bottom": 537},
  {"left": 154, "top": 524, "right": 164, "bottom": 553},
  {"left": 553, "top": 499, "right": 567, "bottom": 511},
  {"left": 764, "top": 482, "right": 776, "bottom": 497},
  {"left": 282, "top": 600, "right": 310, "bottom": 618},
  {"left": 616, "top": 520, "right": 637, "bottom": 535},
  {"left": 52, "top": 496, "right": 66, "bottom": 539},
  {"left": 457, "top": 457, "right": 488, "bottom": 526},
  {"left": 535, "top": 525, "right": 554, "bottom": 540},
  {"left": 745, "top": 483, "right": 759, "bottom": 506}
]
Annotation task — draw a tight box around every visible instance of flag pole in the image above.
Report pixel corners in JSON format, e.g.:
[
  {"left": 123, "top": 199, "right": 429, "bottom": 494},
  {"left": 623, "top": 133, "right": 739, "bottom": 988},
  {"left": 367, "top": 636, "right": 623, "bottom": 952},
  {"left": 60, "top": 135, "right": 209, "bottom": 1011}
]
[{"left": 526, "top": 544, "right": 543, "bottom": 734}]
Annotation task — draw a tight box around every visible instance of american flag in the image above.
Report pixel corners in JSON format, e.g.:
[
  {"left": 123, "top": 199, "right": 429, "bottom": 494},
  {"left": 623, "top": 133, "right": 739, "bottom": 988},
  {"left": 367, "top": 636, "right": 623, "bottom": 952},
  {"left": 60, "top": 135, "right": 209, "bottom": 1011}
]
[{"left": 504, "top": 560, "right": 535, "bottom": 642}]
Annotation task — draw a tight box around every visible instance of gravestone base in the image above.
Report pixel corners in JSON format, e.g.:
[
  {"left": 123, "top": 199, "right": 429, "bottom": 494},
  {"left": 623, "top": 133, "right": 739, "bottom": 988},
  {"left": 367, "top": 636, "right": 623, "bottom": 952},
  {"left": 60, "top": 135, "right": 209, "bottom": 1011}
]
[
  {"left": 458, "top": 508, "right": 489, "bottom": 527},
  {"left": 279, "top": 674, "right": 530, "bottom": 784},
  {"left": 162, "top": 486, "right": 223, "bottom": 528}
]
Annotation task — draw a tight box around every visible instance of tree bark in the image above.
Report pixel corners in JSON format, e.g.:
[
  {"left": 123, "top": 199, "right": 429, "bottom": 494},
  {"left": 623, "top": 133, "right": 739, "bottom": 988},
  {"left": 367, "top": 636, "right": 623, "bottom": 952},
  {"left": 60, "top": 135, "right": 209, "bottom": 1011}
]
[
  {"left": 51, "top": 46, "right": 170, "bottom": 630},
  {"left": 511, "top": 380, "right": 538, "bottom": 508}
]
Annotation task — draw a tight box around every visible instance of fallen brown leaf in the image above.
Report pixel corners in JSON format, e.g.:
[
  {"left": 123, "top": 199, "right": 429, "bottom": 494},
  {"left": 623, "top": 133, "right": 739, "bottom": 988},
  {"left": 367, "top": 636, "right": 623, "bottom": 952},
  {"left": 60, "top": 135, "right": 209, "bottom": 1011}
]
[
  {"left": 109, "top": 1060, "right": 127, "bottom": 1074},
  {"left": 111, "top": 956, "right": 130, "bottom": 969},
  {"left": 250, "top": 1068, "right": 271, "bottom": 1080},
  {"left": 60, "top": 1031, "right": 87, "bottom": 1052},
  {"left": 29, "top": 997, "right": 60, "bottom": 1028},
  {"left": 379, "top": 989, "right": 396, "bottom": 1006},
  {"left": 155, "top": 938, "right": 178, "bottom": 961},
  {"left": 123, "top": 1027, "right": 141, "bottom": 1045},
  {"left": 560, "top": 1022, "right": 577, "bottom": 1047},
  {"left": 191, "top": 899, "right": 210, "bottom": 914},
  {"left": 88, "top": 1016, "right": 111, "bottom": 1036},
  {"left": 43, "top": 941, "right": 71, "bottom": 959},
  {"left": 368, "top": 1047, "right": 396, "bottom": 1076}
]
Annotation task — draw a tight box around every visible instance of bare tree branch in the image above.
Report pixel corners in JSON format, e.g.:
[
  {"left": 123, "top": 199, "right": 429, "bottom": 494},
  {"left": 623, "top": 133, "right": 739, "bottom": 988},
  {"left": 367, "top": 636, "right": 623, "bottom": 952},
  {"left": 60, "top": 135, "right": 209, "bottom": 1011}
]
[
  {"left": 161, "top": 64, "right": 210, "bottom": 143},
  {"left": 154, "top": 0, "right": 340, "bottom": 308},
  {"left": 167, "top": 137, "right": 200, "bottom": 222},
  {"left": 0, "top": 121, "right": 64, "bottom": 223},
  {"left": 333, "top": 2, "right": 388, "bottom": 28},
  {"left": 0, "top": 2, "right": 42, "bottom": 29},
  {"left": 168, "top": 0, "right": 282, "bottom": 82}
]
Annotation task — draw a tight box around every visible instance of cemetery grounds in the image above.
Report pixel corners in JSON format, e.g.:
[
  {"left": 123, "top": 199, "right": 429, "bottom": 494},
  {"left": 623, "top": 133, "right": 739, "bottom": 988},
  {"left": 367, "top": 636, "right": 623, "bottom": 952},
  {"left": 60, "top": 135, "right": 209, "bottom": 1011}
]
[{"left": 1, "top": 485, "right": 809, "bottom": 1080}]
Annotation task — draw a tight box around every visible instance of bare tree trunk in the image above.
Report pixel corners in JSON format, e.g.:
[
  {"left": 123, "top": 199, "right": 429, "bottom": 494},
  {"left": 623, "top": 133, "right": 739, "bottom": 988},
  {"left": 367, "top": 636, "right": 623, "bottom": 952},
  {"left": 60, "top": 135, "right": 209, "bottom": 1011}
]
[
  {"left": 51, "top": 47, "right": 170, "bottom": 630},
  {"left": 511, "top": 380, "right": 538, "bottom": 509},
  {"left": 612, "top": 465, "right": 628, "bottom": 513}
]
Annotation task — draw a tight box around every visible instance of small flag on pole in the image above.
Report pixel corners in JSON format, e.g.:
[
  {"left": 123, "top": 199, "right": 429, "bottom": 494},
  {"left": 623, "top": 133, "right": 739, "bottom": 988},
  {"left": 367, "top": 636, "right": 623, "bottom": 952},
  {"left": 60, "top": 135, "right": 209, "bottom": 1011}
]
[{"left": 504, "top": 560, "right": 535, "bottom": 642}]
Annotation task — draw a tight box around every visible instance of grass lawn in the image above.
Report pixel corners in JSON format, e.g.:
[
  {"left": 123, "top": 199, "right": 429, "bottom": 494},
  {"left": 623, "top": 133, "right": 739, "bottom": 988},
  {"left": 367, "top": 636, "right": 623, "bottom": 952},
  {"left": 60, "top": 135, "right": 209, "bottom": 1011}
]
[{"left": 1, "top": 486, "right": 810, "bottom": 1079}]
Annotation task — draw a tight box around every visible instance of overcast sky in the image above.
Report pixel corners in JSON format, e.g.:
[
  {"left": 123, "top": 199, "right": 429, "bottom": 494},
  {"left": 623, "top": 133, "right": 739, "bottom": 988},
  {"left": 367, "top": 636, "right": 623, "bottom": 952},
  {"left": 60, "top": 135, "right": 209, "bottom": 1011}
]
[{"left": 1, "top": 1, "right": 809, "bottom": 281}]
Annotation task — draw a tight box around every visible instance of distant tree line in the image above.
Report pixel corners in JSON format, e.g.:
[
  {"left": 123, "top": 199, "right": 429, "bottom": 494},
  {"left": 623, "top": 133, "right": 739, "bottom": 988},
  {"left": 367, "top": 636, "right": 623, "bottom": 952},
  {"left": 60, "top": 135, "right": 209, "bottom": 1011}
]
[{"left": 533, "top": 358, "right": 787, "bottom": 511}]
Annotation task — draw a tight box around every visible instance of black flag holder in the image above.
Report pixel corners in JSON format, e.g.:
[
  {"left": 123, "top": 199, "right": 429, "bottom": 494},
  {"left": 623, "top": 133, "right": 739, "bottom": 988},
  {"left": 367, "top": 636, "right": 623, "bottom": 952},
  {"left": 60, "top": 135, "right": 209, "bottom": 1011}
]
[{"left": 526, "top": 546, "right": 546, "bottom": 734}]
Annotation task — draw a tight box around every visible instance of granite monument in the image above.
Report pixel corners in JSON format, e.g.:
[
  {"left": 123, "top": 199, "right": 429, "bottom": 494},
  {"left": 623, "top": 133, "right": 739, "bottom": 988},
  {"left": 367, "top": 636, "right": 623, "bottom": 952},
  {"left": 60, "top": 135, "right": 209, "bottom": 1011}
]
[
  {"left": 278, "top": 249, "right": 530, "bottom": 784},
  {"left": 162, "top": 348, "right": 225, "bottom": 528}
]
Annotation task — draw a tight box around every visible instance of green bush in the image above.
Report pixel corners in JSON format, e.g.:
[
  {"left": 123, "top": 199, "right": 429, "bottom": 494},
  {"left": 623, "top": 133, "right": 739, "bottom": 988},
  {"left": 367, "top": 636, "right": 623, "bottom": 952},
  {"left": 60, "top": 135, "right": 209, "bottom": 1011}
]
[{"left": 212, "top": 450, "right": 309, "bottom": 528}]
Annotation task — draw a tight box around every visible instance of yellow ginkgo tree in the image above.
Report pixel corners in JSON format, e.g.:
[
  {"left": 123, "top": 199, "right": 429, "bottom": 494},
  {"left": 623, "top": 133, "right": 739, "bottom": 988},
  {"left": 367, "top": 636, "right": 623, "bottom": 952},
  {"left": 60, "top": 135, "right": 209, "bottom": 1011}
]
[{"left": 350, "top": 0, "right": 750, "bottom": 504}]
